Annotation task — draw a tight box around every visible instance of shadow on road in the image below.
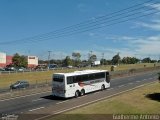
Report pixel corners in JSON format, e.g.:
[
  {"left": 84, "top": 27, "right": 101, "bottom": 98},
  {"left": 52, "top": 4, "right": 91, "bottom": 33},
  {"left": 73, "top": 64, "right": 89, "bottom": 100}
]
[
  {"left": 41, "top": 95, "right": 67, "bottom": 100},
  {"left": 145, "top": 93, "right": 160, "bottom": 102}
]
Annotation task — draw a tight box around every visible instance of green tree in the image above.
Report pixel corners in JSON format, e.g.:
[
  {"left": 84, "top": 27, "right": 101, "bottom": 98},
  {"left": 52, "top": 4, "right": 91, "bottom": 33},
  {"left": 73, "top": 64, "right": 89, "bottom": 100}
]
[
  {"left": 63, "top": 56, "right": 72, "bottom": 66},
  {"left": 12, "top": 53, "right": 27, "bottom": 68},
  {"left": 72, "top": 52, "right": 81, "bottom": 66},
  {"left": 89, "top": 54, "right": 97, "bottom": 62},
  {"left": 122, "top": 57, "right": 139, "bottom": 64},
  {"left": 111, "top": 53, "right": 121, "bottom": 65},
  {"left": 142, "top": 57, "right": 151, "bottom": 63}
]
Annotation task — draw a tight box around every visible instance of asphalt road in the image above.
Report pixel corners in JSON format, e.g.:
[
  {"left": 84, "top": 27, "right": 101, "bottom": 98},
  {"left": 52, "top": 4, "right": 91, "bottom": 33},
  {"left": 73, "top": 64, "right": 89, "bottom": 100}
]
[{"left": 0, "top": 70, "right": 159, "bottom": 120}]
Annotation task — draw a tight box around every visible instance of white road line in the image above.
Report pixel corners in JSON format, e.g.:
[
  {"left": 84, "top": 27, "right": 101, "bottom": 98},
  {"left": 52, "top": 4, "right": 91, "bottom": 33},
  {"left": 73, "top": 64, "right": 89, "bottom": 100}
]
[
  {"left": 35, "top": 81, "right": 156, "bottom": 120},
  {"left": 56, "top": 100, "right": 69, "bottom": 105},
  {"left": 143, "top": 79, "right": 147, "bottom": 81},
  {"left": 136, "top": 81, "right": 141, "bottom": 83},
  {"left": 32, "top": 98, "right": 42, "bottom": 102},
  {"left": 118, "top": 85, "right": 124, "bottom": 88},
  {"left": 0, "top": 91, "right": 51, "bottom": 102},
  {"left": 128, "top": 82, "right": 133, "bottom": 85},
  {"left": 29, "top": 107, "right": 44, "bottom": 112}
]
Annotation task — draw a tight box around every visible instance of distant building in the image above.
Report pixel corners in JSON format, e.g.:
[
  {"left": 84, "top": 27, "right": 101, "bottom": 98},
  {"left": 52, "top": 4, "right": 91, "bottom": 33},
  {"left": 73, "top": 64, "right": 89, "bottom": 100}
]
[
  {"left": 27, "top": 56, "right": 38, "bottom": 68},
  {"left": 0, "top": 52, "right": 6, "bottom": 68},
  {"left": 0, "top": 52, "right": 38, "bottom": 68},
  {"left": 6, "top": 55, "right": 13, "bottom": 66}
]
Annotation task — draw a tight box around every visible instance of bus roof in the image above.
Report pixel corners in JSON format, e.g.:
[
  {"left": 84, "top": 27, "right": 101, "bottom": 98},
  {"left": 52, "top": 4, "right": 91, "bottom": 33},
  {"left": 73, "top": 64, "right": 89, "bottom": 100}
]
[{"left": 53, "top": 69, "right": 108, "bottom": 77}]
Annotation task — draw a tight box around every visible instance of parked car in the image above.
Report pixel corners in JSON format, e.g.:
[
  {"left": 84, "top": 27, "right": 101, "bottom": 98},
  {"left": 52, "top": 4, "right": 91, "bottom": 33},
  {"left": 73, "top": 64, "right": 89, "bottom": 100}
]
[
  {"left": 10, "top": 80, "right": 29, "bottom": 89},
  {"left": 5, "top": 67, "right": 16, "bottom": 71},
  {"left": 17, "top": 67, "right": 26, "bottom": 71},
  {"left": 48, "top": 64, "right": 58, "bottom": 70},
  {"left": 0, "top": 68, "right": 5, "bottom": 71}
]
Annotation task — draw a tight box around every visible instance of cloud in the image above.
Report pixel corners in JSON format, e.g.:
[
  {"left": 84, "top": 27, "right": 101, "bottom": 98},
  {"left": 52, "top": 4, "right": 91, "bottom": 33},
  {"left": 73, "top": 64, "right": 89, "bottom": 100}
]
[
  {"left": 88, "top": 35, "right": 160, "bottom": 60},
  {"left": 145, "top": 3, "right": 160, "bottom": 11},
  {"left": 136, "top": 21, "right": 160, "bottom": 31},
  {"left": 132, "top": 3, "right": 160, "bottom": 31}
]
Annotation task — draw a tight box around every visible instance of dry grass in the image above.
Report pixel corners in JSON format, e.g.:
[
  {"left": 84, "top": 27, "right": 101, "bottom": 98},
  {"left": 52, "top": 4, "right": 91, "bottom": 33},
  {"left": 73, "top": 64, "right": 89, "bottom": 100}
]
[{"left": 0, "top": 63, "right": 159, "bottom": 88}]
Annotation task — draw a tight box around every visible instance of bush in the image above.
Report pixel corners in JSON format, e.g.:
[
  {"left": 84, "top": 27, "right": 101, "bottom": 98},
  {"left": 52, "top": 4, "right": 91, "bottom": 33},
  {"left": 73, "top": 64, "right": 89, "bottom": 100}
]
[
  {"left": 129, "top": 69, "right": 136, "bottom": 73},
  {"left": 111, "top": 66, "right": 114, "bottom": 71}
]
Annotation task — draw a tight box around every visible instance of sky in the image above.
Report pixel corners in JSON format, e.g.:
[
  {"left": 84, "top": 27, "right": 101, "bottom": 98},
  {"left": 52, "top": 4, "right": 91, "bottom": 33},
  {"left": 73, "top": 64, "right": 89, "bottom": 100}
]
[{"left": 0, "top": 0, "right": 160, "bottom": 60}]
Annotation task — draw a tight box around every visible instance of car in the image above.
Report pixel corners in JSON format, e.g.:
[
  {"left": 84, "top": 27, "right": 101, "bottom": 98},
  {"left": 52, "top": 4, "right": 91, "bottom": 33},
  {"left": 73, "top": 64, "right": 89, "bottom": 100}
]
[
  {"left": 5, "top": 67, "right": 16, "bottom": 71},
  {"left": 0, "top": 68, "right": 5, "bottom": 71},
  {"left": 17, "top": 67, "right": 26, "bottom": 71},
  {"left": 48, "top": 64, "right": 58, "bottom": 70},
  {"left": 10, "top": 80, "right": 29, "bottom": 89}
]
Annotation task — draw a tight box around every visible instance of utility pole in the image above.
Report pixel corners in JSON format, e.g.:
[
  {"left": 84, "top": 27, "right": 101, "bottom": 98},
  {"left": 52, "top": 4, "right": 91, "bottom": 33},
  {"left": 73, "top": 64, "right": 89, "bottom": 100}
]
[
  {"left": 48, "top": 51, "right": 51, "bottom": 69},
  {"left": 102, "top": 53, "right": 104, "bottom": 65},
  {"left": 118, "top": 52, "right": 120, "bottom": 66}
]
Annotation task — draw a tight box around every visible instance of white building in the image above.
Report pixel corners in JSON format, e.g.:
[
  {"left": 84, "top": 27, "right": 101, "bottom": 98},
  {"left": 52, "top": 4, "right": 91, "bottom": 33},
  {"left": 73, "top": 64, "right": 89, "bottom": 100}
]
[
  {"left": 0, "top": 52, "right": 6, "bottom": 68},
  {"left": 27, "top": 56, "right": 38, "bottom": 68}
]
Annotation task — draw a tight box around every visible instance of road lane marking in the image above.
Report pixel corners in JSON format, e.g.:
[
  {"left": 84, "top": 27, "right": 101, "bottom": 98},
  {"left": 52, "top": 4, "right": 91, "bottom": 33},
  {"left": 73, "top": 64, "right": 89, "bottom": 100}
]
[
  {"left": 136, "top": 81, "right": 141, "bottom": 83},
  {"left": 29, "top": 107, "right": 44, "bottom": 112},
  {"left": 118, "top": 85, "right": 124, "bottom": 88},
  {"left": 56, "top": 100, "right": 69, "bottom": 105},
  {"left": 32, "top": 98, "right": 42, "bottom": 102},
  {"left": 128, "top": 82, "right": 133, "bottom": 85}
]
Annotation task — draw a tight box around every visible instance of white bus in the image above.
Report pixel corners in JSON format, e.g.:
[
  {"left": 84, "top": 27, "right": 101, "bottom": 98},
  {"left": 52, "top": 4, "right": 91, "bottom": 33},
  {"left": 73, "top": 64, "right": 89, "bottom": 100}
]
[{"left": 52, "top": 70, "right": 110, "bottom": 98}]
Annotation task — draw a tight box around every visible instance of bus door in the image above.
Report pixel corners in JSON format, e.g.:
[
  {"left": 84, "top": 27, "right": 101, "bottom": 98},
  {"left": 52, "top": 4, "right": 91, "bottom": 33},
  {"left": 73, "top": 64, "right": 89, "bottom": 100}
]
[
  {"left": 105, "top": 72, "right": 110, "bottom": 83},
  {"left": 66, "top": 76, "right": 76, "bottom": 96}
]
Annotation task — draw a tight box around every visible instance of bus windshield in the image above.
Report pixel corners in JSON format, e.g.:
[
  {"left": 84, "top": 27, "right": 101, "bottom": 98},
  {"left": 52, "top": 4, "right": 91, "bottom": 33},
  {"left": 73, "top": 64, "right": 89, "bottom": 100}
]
[{"left": 53, "top": 75, "right": 64, "bottom": 82}]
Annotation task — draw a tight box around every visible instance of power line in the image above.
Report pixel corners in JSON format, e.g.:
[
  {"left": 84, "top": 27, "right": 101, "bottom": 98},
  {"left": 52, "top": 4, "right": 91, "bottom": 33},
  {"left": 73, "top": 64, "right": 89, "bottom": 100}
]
[
  {"left": 0, "top": 1, "right": 157, "bottom": 44},
  {"left": 0, "top": 0, "right": 159, "bottom": 45}
]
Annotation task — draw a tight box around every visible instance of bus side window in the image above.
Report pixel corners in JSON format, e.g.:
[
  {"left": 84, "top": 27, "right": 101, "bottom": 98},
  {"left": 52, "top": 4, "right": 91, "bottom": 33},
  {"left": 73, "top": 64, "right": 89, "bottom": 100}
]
[
  {"left": 67, "top": 76, "right": 73, "bottom": 84},
  {"left": 106, "top": 72, "right": 110, "bottom": 83}
]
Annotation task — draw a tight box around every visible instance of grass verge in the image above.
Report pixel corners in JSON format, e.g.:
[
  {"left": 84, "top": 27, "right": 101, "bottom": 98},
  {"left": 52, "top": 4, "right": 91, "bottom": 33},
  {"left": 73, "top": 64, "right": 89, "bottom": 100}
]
[{"left": 48, "top": 82, "right": 160, "bottom": 120}]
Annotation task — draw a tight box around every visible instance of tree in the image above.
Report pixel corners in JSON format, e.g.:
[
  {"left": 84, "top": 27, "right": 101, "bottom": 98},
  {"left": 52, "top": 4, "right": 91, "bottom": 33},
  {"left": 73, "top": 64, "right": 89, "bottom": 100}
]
[
  {"left": 89, "top": 54, "right": 97, "bottom": 62},
  {"left": 142, "top": 57, "right": 151, "bottom": 63},
  {"left": 63, "top": 56, "right": 72, "bottom": 67},
  {"left": 111, "top": 53, "right": 121, "bottom": 65},
  {"left": 72, "top": 52, "right": 81, "bottom": 66},
  {"left": 122, "top": 57, "right": 139, "bottom": 64},
  {"left": 12, "top": 53, "right": 27, "bottom": 68}
]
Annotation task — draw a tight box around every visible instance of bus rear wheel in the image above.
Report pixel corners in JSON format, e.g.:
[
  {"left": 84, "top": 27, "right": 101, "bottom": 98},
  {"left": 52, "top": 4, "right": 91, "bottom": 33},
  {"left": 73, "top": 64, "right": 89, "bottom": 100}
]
[
  {"left": 81, "top": 89, "right": 85, "bottom": 96},
  {"left": 101, "top": 85, "right": 105, "bottom": 91},
  {"left": 75, "top": 91, "right": 79, "bottom": 98}
]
